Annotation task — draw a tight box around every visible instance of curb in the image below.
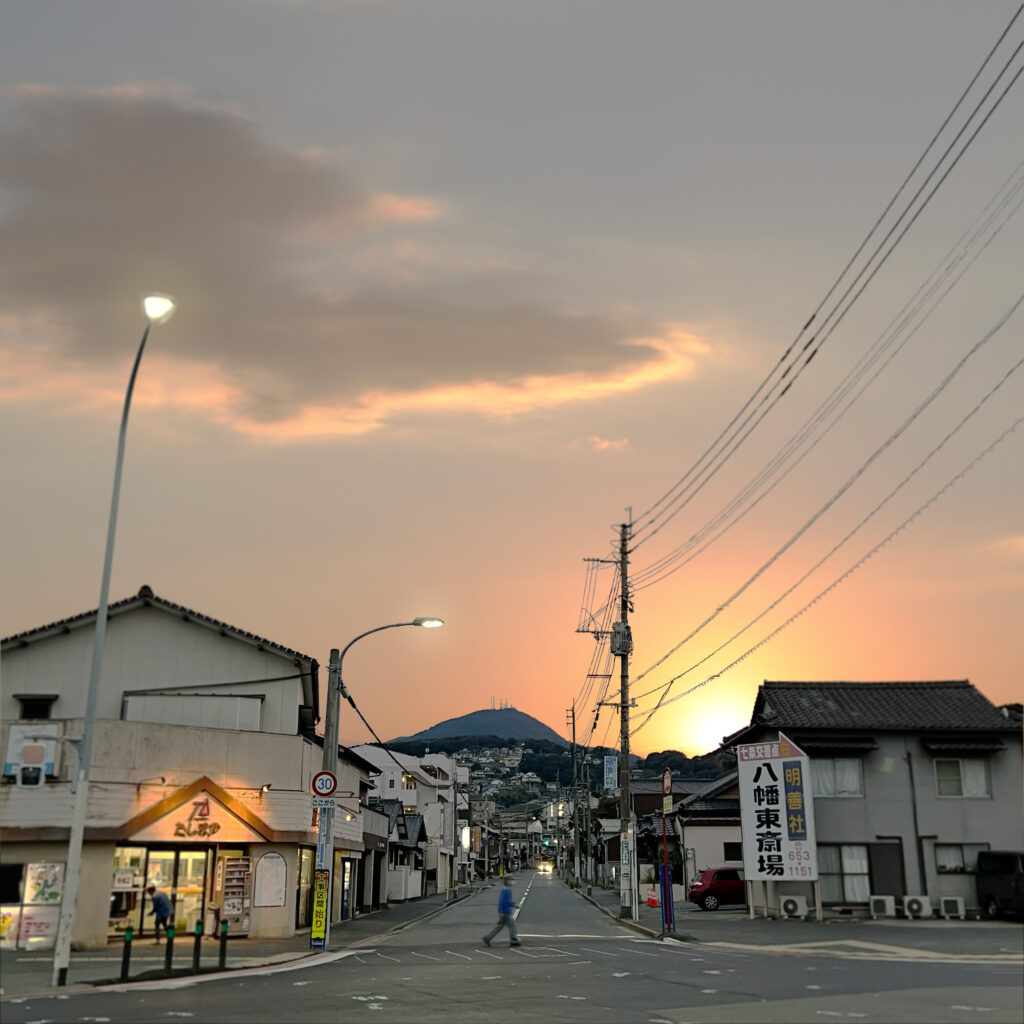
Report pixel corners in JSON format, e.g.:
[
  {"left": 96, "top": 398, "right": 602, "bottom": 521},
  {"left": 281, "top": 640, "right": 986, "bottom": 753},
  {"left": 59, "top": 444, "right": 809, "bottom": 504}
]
[{"left": 0, "top": 892, "right": 477, "bottom": 1002}]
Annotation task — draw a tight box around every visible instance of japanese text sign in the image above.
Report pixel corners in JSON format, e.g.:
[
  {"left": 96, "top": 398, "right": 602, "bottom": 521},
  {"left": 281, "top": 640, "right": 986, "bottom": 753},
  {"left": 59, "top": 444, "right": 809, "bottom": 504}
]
[{"left": 737, "top": 732, "right": 817, "bottom": 881}]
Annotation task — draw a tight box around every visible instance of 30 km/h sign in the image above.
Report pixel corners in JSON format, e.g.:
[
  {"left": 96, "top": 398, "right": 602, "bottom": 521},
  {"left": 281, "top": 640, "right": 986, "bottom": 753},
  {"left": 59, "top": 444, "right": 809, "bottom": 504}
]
[{"left": 311, "top": 770, "right": 338, "bottom": 797}]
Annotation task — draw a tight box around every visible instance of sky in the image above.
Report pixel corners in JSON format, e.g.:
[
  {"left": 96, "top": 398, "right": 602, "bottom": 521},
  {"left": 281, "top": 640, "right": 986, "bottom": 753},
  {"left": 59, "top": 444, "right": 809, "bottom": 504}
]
[{"left": 1, "top": 1, "right": 1021, "bottom": 758}]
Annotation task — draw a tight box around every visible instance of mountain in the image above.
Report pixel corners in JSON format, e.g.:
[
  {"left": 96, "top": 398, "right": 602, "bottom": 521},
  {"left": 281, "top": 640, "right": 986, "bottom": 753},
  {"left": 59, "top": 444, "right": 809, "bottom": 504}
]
[{"left": 391, "top": 707, "right": 568, "bottom": 747}]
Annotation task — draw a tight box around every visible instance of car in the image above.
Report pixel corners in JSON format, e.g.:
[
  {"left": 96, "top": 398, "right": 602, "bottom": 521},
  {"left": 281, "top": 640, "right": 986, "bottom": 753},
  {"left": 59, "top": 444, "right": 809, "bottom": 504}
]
[
  {"left": 687, "top": 867, "right": 746, "bottom": 910},
  {"left": 537, "top": 861, "right": 553, "bottom": 874},
  {"left": 975, "top": 850, "right": 1024, "bottom": 919}
]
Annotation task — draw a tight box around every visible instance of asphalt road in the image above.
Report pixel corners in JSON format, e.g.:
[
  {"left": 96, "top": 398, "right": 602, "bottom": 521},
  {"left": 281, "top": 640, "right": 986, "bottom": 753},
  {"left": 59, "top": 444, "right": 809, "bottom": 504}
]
[{"left": 3, "top": 873, "right": 1021, "bottom": 1023}]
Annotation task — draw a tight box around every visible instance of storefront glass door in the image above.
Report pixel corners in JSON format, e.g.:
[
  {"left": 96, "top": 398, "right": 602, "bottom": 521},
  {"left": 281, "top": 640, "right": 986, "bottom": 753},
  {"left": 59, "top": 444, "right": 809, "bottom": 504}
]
[{"left": 108, "top": 848, "right": 211, "bottom": 940}]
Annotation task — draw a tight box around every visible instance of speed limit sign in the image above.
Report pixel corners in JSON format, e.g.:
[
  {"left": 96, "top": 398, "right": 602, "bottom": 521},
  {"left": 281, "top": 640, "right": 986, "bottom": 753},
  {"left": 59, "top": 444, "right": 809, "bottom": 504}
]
[{"left": 311, "top": 770, "right": 338, "bottom": 797}]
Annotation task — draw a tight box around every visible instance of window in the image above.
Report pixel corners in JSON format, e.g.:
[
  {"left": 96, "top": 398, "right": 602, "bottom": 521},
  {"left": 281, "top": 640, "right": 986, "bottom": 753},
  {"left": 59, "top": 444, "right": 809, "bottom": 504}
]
[
  {"left": 388, "top": 778, "right": 395, "bottom": 788},
  {"left": 15, "top": 696, "right": 56, "bottom": 720},
  {"left": 819, "top": 844, "right": 870, "bottom": 902},
  {"left": 723, "top": 842, "right": 742, "bottom": 862},
  {"left": 810, "top": 758, "right": 863, "bottom": 797},
  {"left": 935, "top": 843, "right": 988, "bottom": 873},
  {"left": 934, "top": 758, "right": 990, "bottom": 797}
]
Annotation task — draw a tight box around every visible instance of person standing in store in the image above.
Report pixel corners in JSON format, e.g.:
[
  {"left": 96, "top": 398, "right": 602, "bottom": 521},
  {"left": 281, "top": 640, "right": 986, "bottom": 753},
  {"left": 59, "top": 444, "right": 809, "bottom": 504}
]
[
  {"left": 146, "top": 884, "right": 173, "bottom": 943},
  {"left": 482, "top": 877, "right": 521, "bottom": 947}
]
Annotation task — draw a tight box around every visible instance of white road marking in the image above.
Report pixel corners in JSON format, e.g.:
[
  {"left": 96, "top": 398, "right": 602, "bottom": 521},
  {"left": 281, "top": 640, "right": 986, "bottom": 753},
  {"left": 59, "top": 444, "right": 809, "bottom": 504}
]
[
  {"left": 411, "top": 951, "right": 440, "bottom": 961},
  {"left": 582, "top": 946, "right": 617, "bottom": 957},
  {"left": 352, "top": 995, "right": 388, "bottom": 1001},
  {"left": 570, "top": 961, "right": 592, "bottom": 966},
  {"left": 446, "top": 950, "right": 472, "bottom": 960},
  {"left": 481, "top": 976, "right": 502, "bottom": 980},
  {"left": 618, "top": 946, "right": 660, "bottom": 957},
  {"left": 477, "top": 949, "right": 503, "bottom": 959},
  {"left": 612, "top": 971, "right": 630, "bottom": 978},
  {"left": 702, "top": 970, "right": 722, "bottom": 975},
  {"left": 701, "top": 989, "right": 718, "bottom": 994},
  {"left": 375, "top": 952, "right": 400, "bottom": 963},
  {"left": 806, "top": 984, "right": 822, "bottom": 989}
]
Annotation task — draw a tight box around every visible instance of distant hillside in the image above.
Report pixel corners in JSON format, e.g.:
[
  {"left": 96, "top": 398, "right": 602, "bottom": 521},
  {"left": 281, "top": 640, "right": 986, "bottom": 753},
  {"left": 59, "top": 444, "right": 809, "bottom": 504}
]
[{"left": 391, "top": 707, "right": 568, "bottom": 747}]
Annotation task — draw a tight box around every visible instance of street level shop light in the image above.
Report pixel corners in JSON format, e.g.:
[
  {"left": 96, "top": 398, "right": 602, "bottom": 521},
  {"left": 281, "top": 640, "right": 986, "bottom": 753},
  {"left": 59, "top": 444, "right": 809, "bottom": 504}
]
[
  {"left": 317, "top": 617, "right": 444, "bottom": 946},
  {"left": 51, "top": 294, "right": 177, "bottom": 987}
]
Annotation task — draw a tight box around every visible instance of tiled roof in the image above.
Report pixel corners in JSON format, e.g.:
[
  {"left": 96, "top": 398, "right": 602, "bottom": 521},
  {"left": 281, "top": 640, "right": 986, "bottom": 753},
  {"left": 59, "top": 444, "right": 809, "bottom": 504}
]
[
  {"left": 745, "top": 680, "right": 1018, "bottom": 734},
  {"left": 2, "top": 584, "right": 315, "bottom": 665}
]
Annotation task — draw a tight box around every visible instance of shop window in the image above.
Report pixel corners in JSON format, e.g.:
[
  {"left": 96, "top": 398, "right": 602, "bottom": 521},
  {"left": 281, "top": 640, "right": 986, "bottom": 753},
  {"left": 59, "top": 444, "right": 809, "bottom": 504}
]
[
  {"left": 934, "top": 758, "right": 990, "bottom": 797},
  {"left": 819, "top": 844, "right": 869, "bottom": 902},
  {"left": 810, "top": 758, "right": 863, "bottom": 797},
  {"left": 935, "top": 843, "right": 989, "bottom": 873}
]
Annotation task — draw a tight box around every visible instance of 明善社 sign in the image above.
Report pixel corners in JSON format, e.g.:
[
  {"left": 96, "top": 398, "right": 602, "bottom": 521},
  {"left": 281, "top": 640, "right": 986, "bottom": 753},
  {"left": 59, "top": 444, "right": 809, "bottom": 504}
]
[{"left": 737, "top": 732, "right": 817, "bottom": 882}]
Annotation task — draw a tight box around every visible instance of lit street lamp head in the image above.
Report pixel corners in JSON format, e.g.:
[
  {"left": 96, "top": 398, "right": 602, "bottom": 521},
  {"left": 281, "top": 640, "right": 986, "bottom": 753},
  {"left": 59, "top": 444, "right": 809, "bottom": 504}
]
[
  {"left": 413, "top": 617, "right": 444, "bottom": 628},
  {"left": 142, "top": 293, "right": 177, "bottom": 324}
]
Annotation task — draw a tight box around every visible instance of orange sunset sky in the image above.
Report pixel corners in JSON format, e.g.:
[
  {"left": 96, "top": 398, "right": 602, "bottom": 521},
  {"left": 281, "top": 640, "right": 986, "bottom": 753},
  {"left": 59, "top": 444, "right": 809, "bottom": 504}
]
[{"left": 2, "top": 2, "right": 1022, "bottom": 757}]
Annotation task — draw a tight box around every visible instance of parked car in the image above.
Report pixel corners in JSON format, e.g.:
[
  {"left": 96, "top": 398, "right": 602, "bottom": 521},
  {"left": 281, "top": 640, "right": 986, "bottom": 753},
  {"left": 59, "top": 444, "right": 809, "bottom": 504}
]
[
  {"left": 687, "top": 867, "right": 746, "bottom": 910},
  {"left": 975, "top": 850, "right": 1024, "bottom": 919}
]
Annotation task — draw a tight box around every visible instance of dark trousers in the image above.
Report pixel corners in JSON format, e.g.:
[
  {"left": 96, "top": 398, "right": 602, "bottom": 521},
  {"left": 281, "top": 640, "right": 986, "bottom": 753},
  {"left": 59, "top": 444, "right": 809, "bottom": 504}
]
[{"left": 154, "top": 915, "right": 170, "bottom": 941}]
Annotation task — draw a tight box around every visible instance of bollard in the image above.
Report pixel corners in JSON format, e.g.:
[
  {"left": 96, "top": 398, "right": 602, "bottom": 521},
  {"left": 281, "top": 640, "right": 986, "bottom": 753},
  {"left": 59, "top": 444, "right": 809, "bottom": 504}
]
[
  {"left": 120, "top": 926, "right": 133, "bottom": 982},
  {"left": 218, "top": 920, "right": 228, "bottom": 970},
  {"left": 192, "top": 920, "right": 203, "bottom": 974},
  {"left": 164, "top": 925, "right": 176, "bottom": 975}
]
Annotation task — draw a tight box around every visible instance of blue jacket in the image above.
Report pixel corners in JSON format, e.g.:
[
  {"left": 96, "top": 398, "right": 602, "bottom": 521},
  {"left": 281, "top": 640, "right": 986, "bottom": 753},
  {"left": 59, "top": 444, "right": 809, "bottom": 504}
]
[
  {"left": 150, "top": 891, "right": 173, "bottom": 919},
  {"left": 498, "top": 886, "right": 515, "bottom": 915}
]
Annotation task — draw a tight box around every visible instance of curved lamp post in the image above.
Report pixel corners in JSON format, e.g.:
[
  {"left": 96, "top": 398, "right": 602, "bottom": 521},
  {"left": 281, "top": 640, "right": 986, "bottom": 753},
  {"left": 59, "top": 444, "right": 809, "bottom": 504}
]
[
  {"left": 53, "top": 294, "right": 177, "bottom": 986},
  {"left": 316, "top": 616, "right": 443, "bottom": 946}
]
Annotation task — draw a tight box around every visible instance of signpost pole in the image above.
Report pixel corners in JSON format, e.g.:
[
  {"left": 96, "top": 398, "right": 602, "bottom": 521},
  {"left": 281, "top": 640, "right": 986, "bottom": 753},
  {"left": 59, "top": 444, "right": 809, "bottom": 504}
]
[{"left": 660, "top": 768, "right": 674, "bottom": 934}]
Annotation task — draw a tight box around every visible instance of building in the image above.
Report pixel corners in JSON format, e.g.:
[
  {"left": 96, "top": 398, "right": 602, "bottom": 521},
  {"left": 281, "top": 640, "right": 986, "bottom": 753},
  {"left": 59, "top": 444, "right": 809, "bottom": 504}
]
[
  {"left": 0, "top": 586, "right": 376, "bottom": 949},
  {"left": 722, "top": 680, "right": 1023, "bottom": 915},
  {"left": 351, "top": 745, "right": 457, "bottom": 898}
]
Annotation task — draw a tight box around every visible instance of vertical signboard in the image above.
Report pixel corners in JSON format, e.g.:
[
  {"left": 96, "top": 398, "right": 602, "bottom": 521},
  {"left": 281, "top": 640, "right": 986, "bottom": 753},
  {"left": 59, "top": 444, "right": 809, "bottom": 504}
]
[
  {"left": 604, "top": 755, "right": 618, "bottom": 790},
  {"left": 737, "top": 732, "right": 817, "bottom": 881},
  {"left": 309, "top": 869, "right": 329, "bottom": 950}
]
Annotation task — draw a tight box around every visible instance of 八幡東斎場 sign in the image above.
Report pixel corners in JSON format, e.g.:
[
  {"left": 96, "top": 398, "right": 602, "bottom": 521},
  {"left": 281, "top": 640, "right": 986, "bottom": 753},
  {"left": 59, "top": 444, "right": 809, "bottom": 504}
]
[{"left": 737, "top": 732, "right": 818, "bottom": 881}]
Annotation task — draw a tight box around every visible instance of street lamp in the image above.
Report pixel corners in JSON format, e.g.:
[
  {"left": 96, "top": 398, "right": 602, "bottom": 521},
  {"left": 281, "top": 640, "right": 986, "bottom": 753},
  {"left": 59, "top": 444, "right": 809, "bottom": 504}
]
[
  {"left": 52, "top": 294, "right": 177, "bottom": 986},
  {"left": 316, "top": 616, "right": 444, "bottom": 946}
]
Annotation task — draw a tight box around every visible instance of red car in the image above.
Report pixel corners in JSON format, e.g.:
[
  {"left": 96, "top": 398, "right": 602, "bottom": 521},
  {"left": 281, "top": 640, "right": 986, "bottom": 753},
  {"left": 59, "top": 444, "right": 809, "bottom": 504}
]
[{"left": 687, "top": 867, "right": 746, "bottom": 910}]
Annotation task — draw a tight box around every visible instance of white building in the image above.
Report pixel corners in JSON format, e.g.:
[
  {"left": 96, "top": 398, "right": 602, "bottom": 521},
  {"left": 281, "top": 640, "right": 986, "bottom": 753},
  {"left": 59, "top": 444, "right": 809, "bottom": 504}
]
[
  {"left": 0, "top": 586, "right": 378, "bottom": 950},
  {"left": 350, "top": 745, "right": 457, "bottom": 898}
]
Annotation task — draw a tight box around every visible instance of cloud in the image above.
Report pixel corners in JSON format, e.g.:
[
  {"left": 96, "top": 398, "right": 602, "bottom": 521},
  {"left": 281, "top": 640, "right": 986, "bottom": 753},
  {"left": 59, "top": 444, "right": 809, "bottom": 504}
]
[
  {"left": 586, "top": 435, "right": 630, "bottom": 451},
  {"left": 0, "top": 87, "right": 710, "bottom": 437}
]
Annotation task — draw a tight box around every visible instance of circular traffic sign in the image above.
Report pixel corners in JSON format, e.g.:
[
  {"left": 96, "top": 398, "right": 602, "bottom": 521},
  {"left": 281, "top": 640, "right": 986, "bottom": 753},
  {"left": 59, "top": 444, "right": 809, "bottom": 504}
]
[{"left": 311, "top": 770, "right": 338, "bottom": 797}]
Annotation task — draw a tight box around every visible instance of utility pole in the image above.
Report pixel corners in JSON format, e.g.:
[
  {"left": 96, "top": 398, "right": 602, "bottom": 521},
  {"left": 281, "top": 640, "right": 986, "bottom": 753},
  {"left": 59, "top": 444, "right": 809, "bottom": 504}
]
[
  {"left": 567, "top": 705, "right": 580, "bottom": 884},
  {"left": 316, "top": 648, "right": 342, "bottom": 944},
  {"left": 611, "top": 518, "right": 634, "bottom": 918}
]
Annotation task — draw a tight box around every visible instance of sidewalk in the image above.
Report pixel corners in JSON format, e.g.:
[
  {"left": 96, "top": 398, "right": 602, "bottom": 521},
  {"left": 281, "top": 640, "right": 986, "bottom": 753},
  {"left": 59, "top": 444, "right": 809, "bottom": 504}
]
[
  {"left": 577, "top": 880, "right": 1024, "bottom": 961},
  {"left": 0, "top": 884, "right": 482, "bottom": 1001}
]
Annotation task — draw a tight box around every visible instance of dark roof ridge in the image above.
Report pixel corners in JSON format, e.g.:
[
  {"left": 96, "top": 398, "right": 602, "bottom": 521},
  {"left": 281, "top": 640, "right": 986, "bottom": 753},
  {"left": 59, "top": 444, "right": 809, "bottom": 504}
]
[
  {"left": 2, "top": 584, "right": 315, "bottom": 664},
  {"left": 762, "top": 679, "right": 970, "bottom": 688}
]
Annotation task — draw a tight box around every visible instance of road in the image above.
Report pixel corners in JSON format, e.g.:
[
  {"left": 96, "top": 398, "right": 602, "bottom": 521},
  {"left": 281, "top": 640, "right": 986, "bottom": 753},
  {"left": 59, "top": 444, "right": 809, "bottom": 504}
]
[{"left": 3, "top": 873, "right": 1021, "bottom": 1023}]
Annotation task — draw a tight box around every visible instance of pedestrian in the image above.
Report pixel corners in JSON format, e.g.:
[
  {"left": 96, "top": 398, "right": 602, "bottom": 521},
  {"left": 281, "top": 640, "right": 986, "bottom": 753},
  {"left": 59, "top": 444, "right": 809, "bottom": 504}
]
[
  {"left": 482, "top": 877, "right": 521, "bottom": 947},
  {"left": 146, "top": 884, "right": 173, "bottom": 943}
]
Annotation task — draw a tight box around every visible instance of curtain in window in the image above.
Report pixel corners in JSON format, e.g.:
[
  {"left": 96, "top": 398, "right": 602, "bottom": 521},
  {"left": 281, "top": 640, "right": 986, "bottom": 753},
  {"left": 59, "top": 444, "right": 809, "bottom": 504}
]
[
  {"left": 834, "top": 759, "right": 862, "bottom": 797},
  {"left": 818, "top": 845, "right": 841, "bottom": 873},
  {"left": 811, "top": 760, "right": 836, "bottom": 797},
  {"left": 935, "top": 845, "right": 963, "bottom": 872},
  {"left": 935, "top": 759, "right": 962, "bottom": 796},
  {"left": 961, "top": 759, "right": 989, "bottom": 797}
]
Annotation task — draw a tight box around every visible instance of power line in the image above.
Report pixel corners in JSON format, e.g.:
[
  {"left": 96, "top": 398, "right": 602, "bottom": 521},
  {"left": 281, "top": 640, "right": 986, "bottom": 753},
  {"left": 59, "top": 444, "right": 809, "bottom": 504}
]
[
  {"left": 629, "top": 413, "right": 1024, "bottom": 737},
  {"left": 630, "top": 13, "right": 1024, "bottom": 550},
  {"left": 630, "top": 290, "right": 1023, "bottom": 702}
]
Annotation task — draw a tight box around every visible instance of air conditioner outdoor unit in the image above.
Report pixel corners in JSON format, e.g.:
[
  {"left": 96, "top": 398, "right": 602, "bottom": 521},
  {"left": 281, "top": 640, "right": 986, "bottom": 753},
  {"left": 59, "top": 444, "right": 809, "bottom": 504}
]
[
  {"left": 870, "top": 895, "right": 896, "bottom": 919},
  {"left": 940, "top": 896, "right": 966, "bottom": 920},
  {"left": 903, "top": 895, "right": 933, "bottom": 919},
  {"left": 780, "top": 895, "right": 809, "bottom": 919}
]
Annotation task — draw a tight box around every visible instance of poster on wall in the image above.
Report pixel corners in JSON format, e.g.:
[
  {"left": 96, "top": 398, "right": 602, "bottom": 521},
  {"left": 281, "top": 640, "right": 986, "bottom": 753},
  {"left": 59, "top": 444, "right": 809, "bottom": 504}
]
[
  {"left": 18, "top": 905, "right": 60, "bottom": 949},
  {"left": 253, "top": 852, "right": 287, "bottom": 907},
  {"left": 0, "top": 906, "right": 21, "bottom": 950},
  {"left": 24, "top": 863, "right": 64, "bottom": 904}
]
